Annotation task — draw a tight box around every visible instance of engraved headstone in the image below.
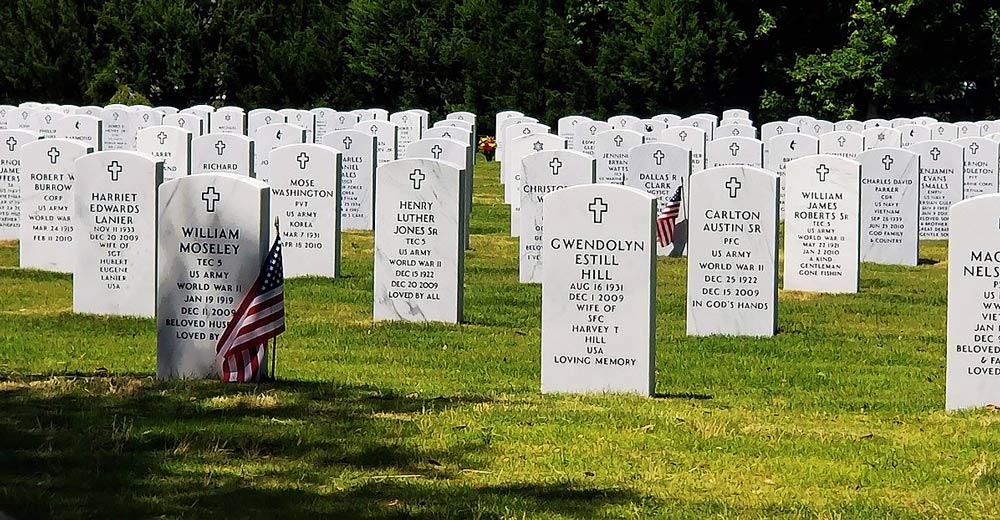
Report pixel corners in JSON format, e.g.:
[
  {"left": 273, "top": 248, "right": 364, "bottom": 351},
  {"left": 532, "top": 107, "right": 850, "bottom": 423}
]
[
  {"left": 322, "top": 129, "right": 376, "bottom": 230},
  {"left": 595, "top": 129, "right": 643, "bottom": 184},
  {"left": 541, "top": 184, "right": 656, "bottom": 395},
  {"left": 765, "top": 133, "right": 818, "bottom": 219},
  {"left": 73, "top": 151, "right": 163, "bottom": 316},
  {"left": 572, "top": 121, "right": 612, "bottom": 159},
  {"left": 519, "top": 150, "right": 595, "bottom": 283},
  {"left": 191, "top": 133, "right": 255, "bottom": 177},
  {"left": 164, "top": 113, "right": 205, "bottom": 136},
  {"left": 862, "top": 127, "right": 902, "bottom": 150},
  {"left": 782, "top": 155, "right": 861, "bottom": 293},
  {"left": 858, "top": 148, "right": 920, "bottom": 265},
  {"left": 706, "top": 136, "right": 763, "bottom": 169},
  {"left": 625, "top": 142, "right": 691, "bottom": 256},
  {"left": 946, "top": 194, "right": 1000, "bottom": 410},
  {"left": 0, "top": 130, "right": 41, "bottom": 239},
  {"left": 557, "top": 116, "right": 592, "bottom": 150},
  {"left": 911, "top": 140, "right": 964, "bottom": 239},
  {"left": 357, "top": 120, "right": 398, "bottom": 166},
  {"left": 254, "top": 123, "right": 306, "bottom": 185},
  {"left": 137, "top": 125, "right": 193, "bottom": 180},
  {"left": 818, "top": 130, "right": 863, "bottom": 160},
  {"left": 270, "top": 143, "right": 341, "bottom": 277},
  {"left": 56, "top": 115, "right": 103, "bottom": 151},
  {"left": 686, "top": 166, "right": 779, "bottom": 336},
  {"left": 101, "top": 107, "right": 137, "bottom": 151},
  {"left": 373, "top": 158, "right": 465, "bottom": 323},
  {"left": 955, "top": 137, "right": 1000, "bottom": 198},
  {"left": 156, "top": 173, "right": 270, "bottom": 380},
  {"left": 20, "top": 139, "right": 93, "bottom": 271},
  {"left": 661, "top": 126, "right": 707, "bottom": 172}
]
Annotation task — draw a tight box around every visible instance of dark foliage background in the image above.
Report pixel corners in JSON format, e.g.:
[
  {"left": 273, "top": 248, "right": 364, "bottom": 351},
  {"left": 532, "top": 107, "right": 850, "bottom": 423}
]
[{"left": 2, "top": 0, "right": 998, "bottom": 131}]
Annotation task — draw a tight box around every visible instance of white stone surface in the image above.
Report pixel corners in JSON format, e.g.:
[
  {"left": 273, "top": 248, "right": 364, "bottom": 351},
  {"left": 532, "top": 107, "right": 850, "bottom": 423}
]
[
  {"left": 594, "top": 129, "right": 643, "bottom": 184},
  {"left": 137, "top": 126, "right": 193, "bottom": 180},
  {"left": 322, "top": 129, "right": 376, "bottom": 230},
  {"left": 73, "top": 151, "right": 162, "bottom": 316},
  {"left": 955, "top": 137, "right": 999, "bottom": 198},
  {"left": 911, "top": 140, "right": 964, "bottom": 239},
  {"left": 373, "top": 158, "right": 464, "bottom": 323},
  {"left": 686, "top": 165, "right": 778, "bottom": 337},
  {"left": 946, "top": 194, "right": 1000, "bottom": 410},
  {"left": 625, "top": 142, "right": 691, "bottom": 256},
  {"left": 862, "top": 127, "right": 902, "bottom": 150},
  {"left": 782, "top": 155, "right": 861, "bottom": 293},
  {"left": 541, "top": 184, "right": 656, "bottom": 395},
  {"left": 661, "top": 126, "right": 707, "bottom": 172},
  {"left": 706, "top": 136, "right": 763, "bottom": 169},
  {"left": 519, "top": 150, "right": 595, "bottom": 283},
  {"left": 858, "top": 148, "right": 919, "bottom": 266},
  {"left": 191, "top": 133, "right": 255, "bottom": 177},
  {"left": 156, "top": 173, "right": 270, "bottom": 380},
  {"left": 0, "top": 130, "right": 41, "bottom": 239},
  {"left": 20, "top": 139, "right": 93, "bottom": 271},
  {"left": 572, "top": 121, "right": 612, "bottom": 158},
  {"left": 269, "top": 143, "right": 341, "bottom": 277},
  {"left": 254, "top": 123, "right": 306, "bottom": 185}
]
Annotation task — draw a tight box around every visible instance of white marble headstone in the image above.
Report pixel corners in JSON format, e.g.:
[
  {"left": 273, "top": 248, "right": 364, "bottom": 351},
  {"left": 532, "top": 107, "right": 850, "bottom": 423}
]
[
  {"left": 254, "top": 123, "right": 306, "bottom": 185},
  {"left": 782, "top": 155, "right": 861, "bottom": 293},
  {"left": 862, "top": 127, "right": 902, "bottom": 150},
  {"left": 686, "top": 165, "right": 779, "bottom": 336},
  {"left": 557, "top": 116, "right": 592, "bottom": 149},
  {"left": 765, "top": 133, "right": 818, "bottom": 219},
  {"left": 898, "top": 124, "right": 931, "bottom": 148},
  {"left": 322, "top": 129, "right": 376, "bottom": 230},
  {"left": 0, "top": 130, "right": 41, "bottom": 239},
  {"left": 955, "top": 137, "right": 1000, "bottom": 198},
  {"left": 625, "top": 142, "right": 690, "bottom": 256},
  {"left": 910, "top": 140, "right": 963, "bottom": 239},
  {"left": 373, "top": 158, "right": 464, "bottom": 323},
  {"left": 357, "top": 120, "right": 398, "bottom": 166},
  {"left": 101, "top": 108, "right": 138, "bottom": 151},
  {"left": 519, "top": 150, "right": 596, "bottom": 283},
  {"left": 164, "top": 113, "right": 205, "bottom": 136},
  {"left": 706, "top": 136, "right": 763, "bottom": 169},
  {"left": 56, "top": 115, "right": 103, "bottom": 151},
  {"left": 20, "top": 139, "right": 93, "bottom": 271},
  {"left": 595, "top": 129, "right": 643, "bottom": 184},
  {"left": 270, "top": 143, "right": 341, "bottom": 277},
  {"left": 661, "top": 126, "right": 707, "bottom": 172},
  {"left": 541, "top": 184, "right": 656, "bottom": 395},
  {"left": 191, "top": 133, "right": 255, "bottom": 177},
  {"left": 156, "top": 173, "right": 270, "bottom": 380},
  {"left": 818, "top": 131, "right": 863, "bottom": 160},
  {"left": 947, "top": 194, "right": 1000, "bottom": 410},
  {"left": 211, "top": 108, "right": 246, "bottom": 135},
  {"left": 73, "top": 151, "right": 163, "bottom": 316},
  {"left": 858, "top": 148, "right": 919, "bottom": 266},
  {"left": 248, "top": 110, "right": 284, "bottom": 139},
  {"left": 137, "top": 126, "right": 193, "bottom": 180},
  {"left": 572, "top": 121, "right": 612, "bottom": 158},
  {"left": 390, "top": 111, "right": 423, "bottom": 158}
]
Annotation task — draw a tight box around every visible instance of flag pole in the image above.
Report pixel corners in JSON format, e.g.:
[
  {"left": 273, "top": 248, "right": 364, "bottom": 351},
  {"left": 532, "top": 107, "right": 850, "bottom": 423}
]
[{"left": 271, "top": 216, "right": 280, "bottom": 383}]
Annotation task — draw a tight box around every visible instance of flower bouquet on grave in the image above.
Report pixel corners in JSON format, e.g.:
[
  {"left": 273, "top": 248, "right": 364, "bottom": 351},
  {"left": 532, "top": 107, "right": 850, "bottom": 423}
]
[{"left": 478, "top": 136, "right": 497, "bottom": 161}]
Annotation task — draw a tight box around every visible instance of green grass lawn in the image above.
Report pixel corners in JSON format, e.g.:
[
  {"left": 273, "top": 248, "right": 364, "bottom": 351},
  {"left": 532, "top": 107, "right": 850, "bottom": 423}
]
[{"left": 1, "top": 158, "right": 996, "bottom": 519}]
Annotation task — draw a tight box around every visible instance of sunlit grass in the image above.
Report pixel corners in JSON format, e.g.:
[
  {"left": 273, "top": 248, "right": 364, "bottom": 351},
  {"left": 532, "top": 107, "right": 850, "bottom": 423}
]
[{"left": 0, "top": 158, "right": 995, "bottom": 519}]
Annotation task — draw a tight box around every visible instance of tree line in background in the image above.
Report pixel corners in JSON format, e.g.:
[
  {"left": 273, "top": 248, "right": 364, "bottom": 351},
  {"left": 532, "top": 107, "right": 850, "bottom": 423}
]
[{"left": 2, "top": 0, "right": 999, "bottom": 132}]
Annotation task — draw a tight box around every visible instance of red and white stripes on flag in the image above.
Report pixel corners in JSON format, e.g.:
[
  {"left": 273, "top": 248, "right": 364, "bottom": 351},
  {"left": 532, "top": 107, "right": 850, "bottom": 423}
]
[
  {"left": 656, "top": 186, "right": 683, "bottom": 247},
  {"left": 215, "top": 234, "right": 285, "bottom": 383}
]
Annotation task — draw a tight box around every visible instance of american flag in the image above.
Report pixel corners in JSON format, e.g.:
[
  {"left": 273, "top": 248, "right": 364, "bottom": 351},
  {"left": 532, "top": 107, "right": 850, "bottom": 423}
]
[
  {"left": 215, "top": 233, "right": 285, "bottom": 383},
  {"left": 656, "top": 186, "right": 683, "bottom": 247}
]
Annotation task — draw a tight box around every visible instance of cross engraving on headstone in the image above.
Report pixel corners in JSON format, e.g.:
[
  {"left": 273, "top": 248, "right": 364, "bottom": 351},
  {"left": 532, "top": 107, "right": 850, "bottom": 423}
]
[
  {"left": 532, "top": 141, "right": 544, "bottom": 152},
  {"left": 157, "top": 131, "right": 168, "bottom": 145},
  {"left": 725, "top": 177, "right": 742, "bottom": 198},
  {"left": 265, "top": 115, "right": 273, "bottom": 124},
  {"left": 729, "top": 142, "right": 740, "bottom": 156},
  {"left": 370, "top": 124, "right": 378, "bottom": 135},
  {"left": 776, "top": 126, "right": 785, "bottom": 135},
  {"left": 653, "top": 149, "right": 665, "bottom": 165},
  {"left": 215, "top": 140, "right": 226, "bottom": 155},
  {"left": 5, "top": 137, "right": 16, "bottom": 152},
  {"left": 588, "top": 197, "right": 609, "bottom": 224},
  {"left": 882, "top": 155, "right": 894, "bottom": 170},
  {"left": 613, "top": 134, "right": 624, "bottom": 147},
  {"left": 178, "top": 118, "right": 186, "bottom": 128},
  {"left": 837, "top": 135, "right": 847, "bottom": 147},
  {"left": 815, "top": 164, "right": 830, "bottom": 182},
  {"left": 47, "top": 147, "right": 60, "bottom": 164},
  {"left": 338, "top": 115, "right": 346, "bottom": 124},
  {"left": 731, "top": 127, "right": 739, "bottom": 136},
  {"left": 202, "top": 187, "right": 220, "bottom": 212},
  {"left": 296, "top": 152, "right": 310, "bottom": 169},
  {"left": 44, "top": 114, "right": 52, "bottom": 125},
  {"left": 107, "top": 160, "right": 123, "bottom": 182},
  {"left": 431, "top": 144, "right": 443, "bottom": 159},
  {"left": 549, "top": 157, "right": 563, "bottom": 175},
  {"left": 678, "top": 130, "right": 688, "bottom": 142},
  {"left": 342, "top": 136, "right": 353, "bottom": 150},
  {"left": 401, "top": 114, "right": 409, "bottom": 123},
  {"left": 409, "top": 168, "right": 425, "bottom": 190},
  {"left": 930, "top": 147, "right": 942, "bottom": 161},
  {"left": 970, "top": 142, "right": 980, "bottom": 155},
  {"left": 589, "top": 125, "right": 597, "bottom": 136}
]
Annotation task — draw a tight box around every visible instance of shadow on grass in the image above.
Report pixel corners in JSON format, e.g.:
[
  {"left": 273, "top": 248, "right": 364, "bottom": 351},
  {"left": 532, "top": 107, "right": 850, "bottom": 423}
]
[
  {"left": 0, "top": 375, "right": 647, "bottom": 519},
  {"left": 918, "top": 257, "right": 940, "bottom": 265}
]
